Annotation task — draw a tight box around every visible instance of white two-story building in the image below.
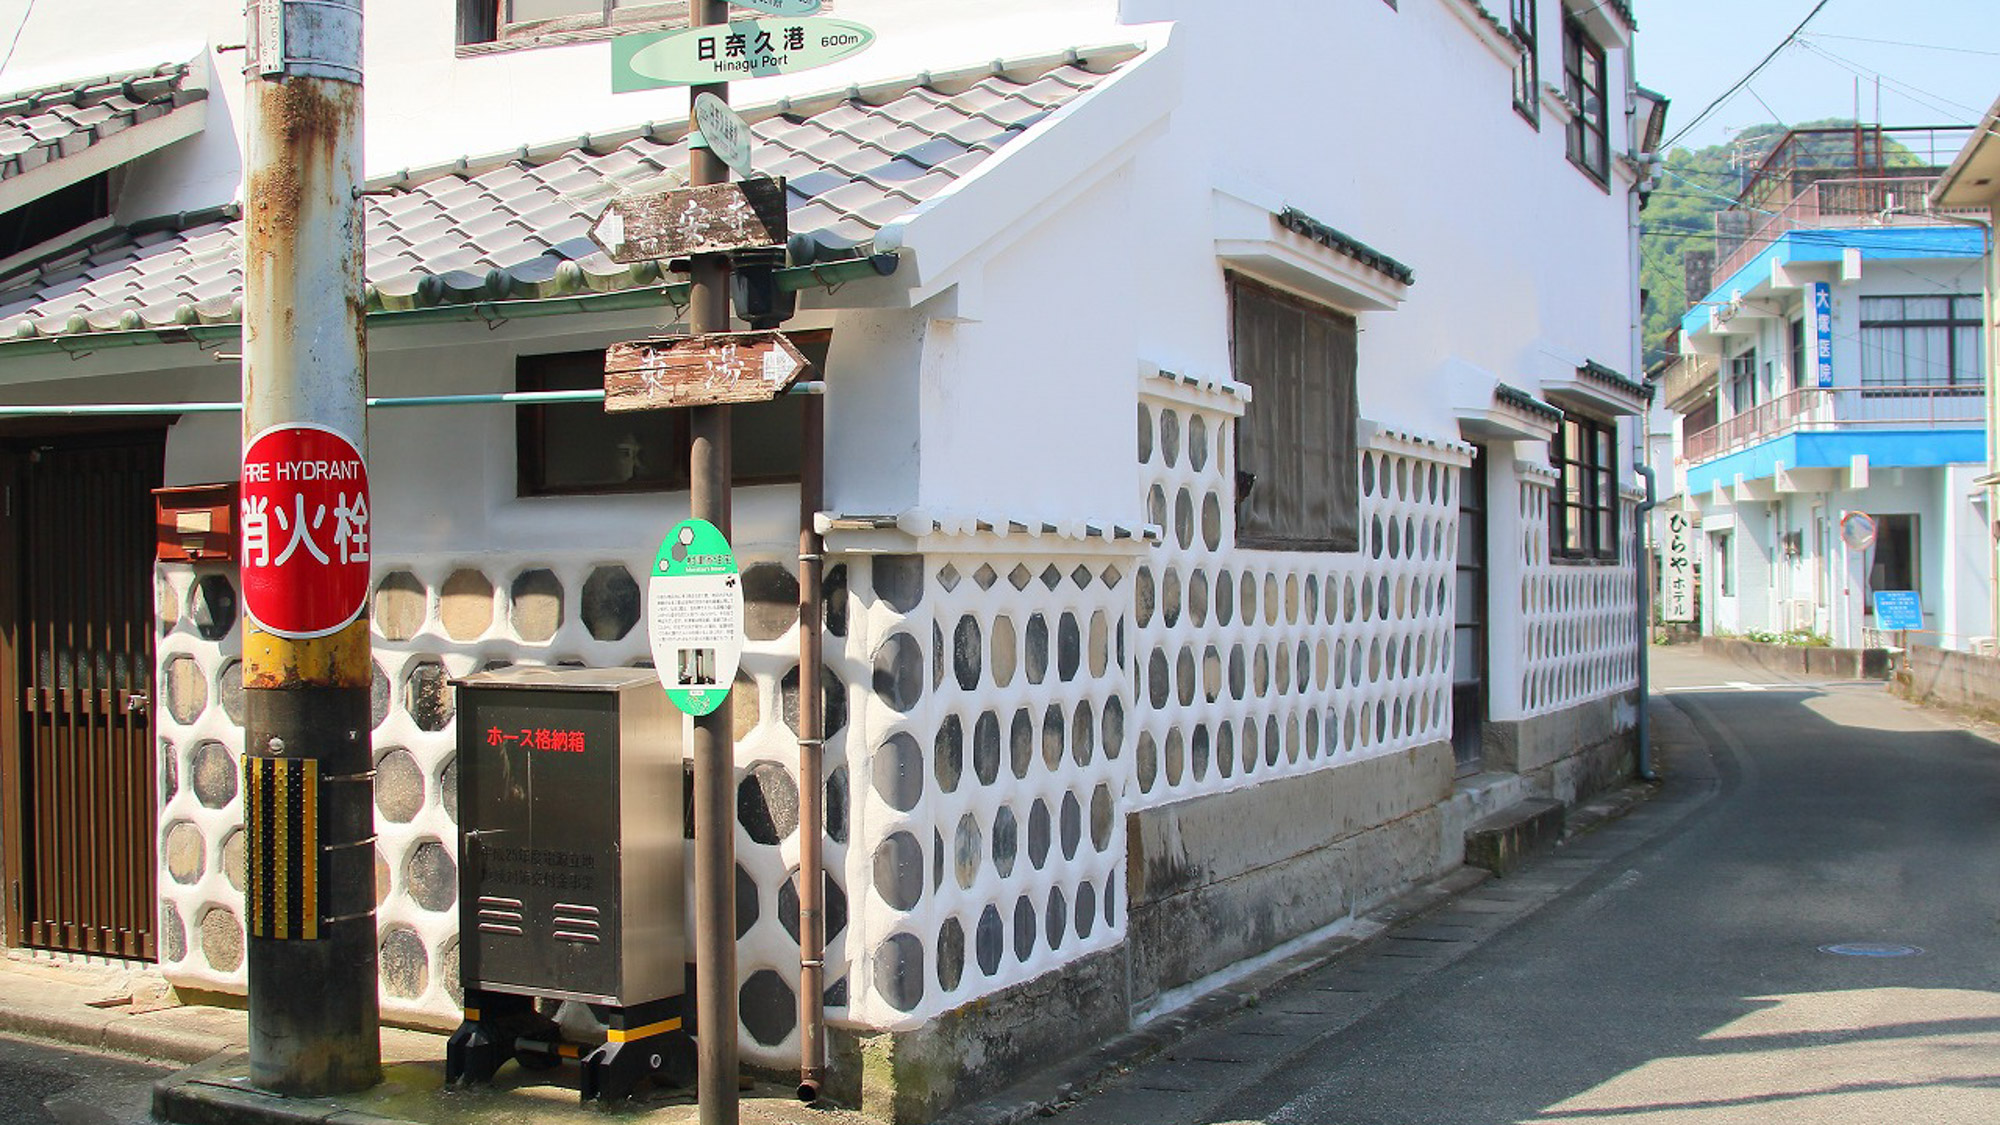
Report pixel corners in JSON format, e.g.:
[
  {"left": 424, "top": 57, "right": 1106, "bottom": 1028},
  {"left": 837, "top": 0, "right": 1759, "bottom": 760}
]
[{"left": 0, "top": 1, "right": 1660, "bottom": 1117}]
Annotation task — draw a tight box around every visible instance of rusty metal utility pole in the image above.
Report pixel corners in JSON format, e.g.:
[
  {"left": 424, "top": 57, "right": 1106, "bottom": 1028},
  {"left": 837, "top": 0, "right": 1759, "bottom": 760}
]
[
  {"left": 687, "top": 2, "right": 740, "bottom": 1122},
  {"left": 239, "top": 0, "right": 381, "bottom": 1095}
]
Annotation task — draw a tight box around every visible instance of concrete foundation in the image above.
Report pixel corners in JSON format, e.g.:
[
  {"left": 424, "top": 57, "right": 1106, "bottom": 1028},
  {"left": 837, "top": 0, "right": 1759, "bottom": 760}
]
[
  {"left": 1701, "top": 637, "right": 1892, "bottom": 680},
  {"left": 1891, "top": 644, "right": 2000, "bottom": 722},
  {"left": 1483, "top": 692, "right": 1639, "bottom": 804},
  {"left": 1125, "top": 742, "right": 1454, "bottom": 1011}
]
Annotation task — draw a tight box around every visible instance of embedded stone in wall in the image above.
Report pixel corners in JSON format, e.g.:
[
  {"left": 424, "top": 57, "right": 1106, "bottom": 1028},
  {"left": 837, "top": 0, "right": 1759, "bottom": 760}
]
[
  {"left": 371, "top": 661, "right": 390, "bottom": 730},
  {"left": 200, "top": 906, "right": 242, "bottom": 973},
  {"left": 873, "top": 732, "right": 923, "bottom": 812},
  {"left": 440, "top": 937, "right": 462, "bottom": 1006},
  {"left": 739, "top": 762, "right": 798, "bottom": 846},
  {"left": 823, "top": 564, "right": 848, "bottom": 637},
  {"left": 1160, "top": 409, "right": 1181, "bottom": 466},
  {"left": 1091, "top": 784, "right": 1113, "bottom": 852},
  {"left": 581, "top": 566, "right": 640, "bottom": 642},
  {"left": 871, "top": 633, "right": 923, "bottom": 712},
  {"left": 736, "top": 863, "right": 759, "bottom": 940},
  {"left": 440, "top": 569, "right": 495, "bottom": 642},
  {"left": 973, "top": 712, "right": 1000, "bottom": 786},
  {"left": 159, "top": 738, "right": 178, "bottom": 802},
  {"left": 164, "top": 655, "right": 206, "bottom": 724},
  {"left": 375, "top": 747, "right": 424, "bottom": 824},
  {"left": 977, "top": 905, "right": 1003, "bottom": 976},
  {"left": 222, "top": 828, "right": 245, "bottom": 891},
  {"left": 873, "top": 555, "right": 925, "bottom": 614},
  {"left": 161, "top": 903, "right": 186, "bottom": 962},
  {"left": 741, "top": 562, "right": 799, "bottom": 642},
  {"left": 1045, "top": 886, "right": 1068, "bottom": 951},
  {"left": 373, "top": 571, "right": 427, "bottom": 642},
  {"left": 874, "top": 932, "right": 924, "bottom": 1013},
  {"left": 1134, "top": 569, "right": 1155, "bottom": 629},
  {"left": 1060, "top": 791, "right": 1082, "bottom": 861},
  {"left": 826, "top": 767, "right": 848, "bottom": 845},
  {"left": 952, "top": 616, "right": 982, "bottom": 691},
  {"left": 156, "top": 571, "right": 178, "bottom": 636},
  {"left": 953, "top": 812, "right": 982, "bottom": 889},
  {"left": 217, "top": 660, "right": 244, "bottom": 726},
  {"left": 1137, "top": 403, "right": 1153, "bottom": 463},
  {"left": 1028, "top": 800, "right": 1051, "bottom": 870},
  {"left": 991, "top": 616, "right": 1018, "bottom": 689},
  {"left": 440, "top": 755, "right": 458, "bottom": 824},
  {"left": 992, "top": 805, "right": 1018, "bottom": 878},
  {"left": 189, "top": 574, "right": 238, "bottom": 642},
  {"left": 937, "top": 916, "right": 965, "bottom": 992},
  {"left": 730, "top": 670, "right": 760, "bottom": 737},
  {"left": 1101, "top": 698, "right": 1124, "bottom": 760},
  {"left": 509, "top": 569, "right": 564, "bottom": 643},
  {"left": 376, "top": 846, "right": 392, "bottom": 906},
  {"left": 1025, "top": 615, "right": 1049, "bottom": 684},
  {"left": 404, "top": 659, "right": 454, "bottom": 732},
  {"left": 164, "top": 820, "right": 203, "bottom": 884},
  {"left": 778, "top": 869, "right": 848, "bottom": 942},
  {"left": 741, "top": 969, "right": 797, "bottom": 1047},
  {"left": 873, "top": 831, "right": 923, "bottom": 910},
  {"left": 406, "top": 839, "right": 457, "bottom": 913},
  {"left": 190, "top": 740, "right": 235, "bottom": 809},
  {"left": 1077, "top": 883, "right": 1098, "bottom": 940},
  {"left": 1012, "top": 896, "right": 1035, "bottom": 962},
  {"left": 1188, "top": 414, "right": 1208, "bottom": 470},
  {"left": 380, "top": 925, "right": 429, "bottom": 1000},
  {"left": 1009, "top": 709, "right": 1033, "bottom": 779}
]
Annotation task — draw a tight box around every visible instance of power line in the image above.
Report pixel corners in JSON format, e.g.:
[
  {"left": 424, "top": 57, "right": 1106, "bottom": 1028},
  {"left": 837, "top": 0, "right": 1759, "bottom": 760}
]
[
  {"left": 1801, "top": 31, "right": 2000, "bottom": 58},
  {"left": 1663, "top": 0, "right": 1832, "bottom": 151}
]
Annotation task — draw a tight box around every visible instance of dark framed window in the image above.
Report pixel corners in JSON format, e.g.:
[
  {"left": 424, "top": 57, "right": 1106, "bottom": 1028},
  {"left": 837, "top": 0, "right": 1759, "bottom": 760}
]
[
  {"left": 1789, "top": 316, "right": 1807, "bottom": 390},
  {"left": 1562, "top": 15, "right": 1609, "bottom": 184},
  {"left": 1859, "top": 295, "right": 1983, "bottom": 387},
  {"left": 515, "top": 332, "right": 826, "bottom": 496},
  {"left": 1510, "top": 0, "right": 1539, "bottom": 127},
  {"left": 1728, "top": 351, "right": 1757, "bottom": 413},
  {"left": 1551, "top": 412, "right": 1618, "bottom": 562},
  {"left": 1229, "top": 274, "right": 1360, "bottom": 552},
  {"left": 461, "top": 0, "right": 692, "bottom": 46},
  {"left": 1713, "top": 530, "right": 1734, "bottom": 597}
]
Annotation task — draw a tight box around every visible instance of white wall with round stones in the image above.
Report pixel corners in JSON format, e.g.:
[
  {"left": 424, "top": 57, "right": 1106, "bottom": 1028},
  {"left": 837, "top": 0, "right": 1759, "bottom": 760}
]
[
  {"left": 843, "top": 549, "right": 1132, "bottom": 1030},
  {"left": 1508, "top": 465, "right": 1642, "bottom": 719},
  {"left": 153, "top": 540, "right": 860, "bottom": 1066},
  {"left": 1130, "top": 370, "right": 1469, "bottom": 813}
]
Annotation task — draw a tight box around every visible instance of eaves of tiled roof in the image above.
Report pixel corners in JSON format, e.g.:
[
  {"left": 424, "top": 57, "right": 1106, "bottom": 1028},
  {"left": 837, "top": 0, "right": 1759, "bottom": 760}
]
[
  {"left": 1603, "top": 0, "right": 1636, "bottom": 30},
  {"left": 0, "top": 60, "right": 204, "bottom": 183},
  {"left": 1580, "top": 359, "right": 1652, "bottom": 402},
  {"left": 1276, "top": 208, "right": 1415, "bottom": 287},
  {"left": 0, "top": 44, "right": 1142, "bottom": 344},
  {"left": 1495, "top": 382, "right": 1563, "bottom": 424}
]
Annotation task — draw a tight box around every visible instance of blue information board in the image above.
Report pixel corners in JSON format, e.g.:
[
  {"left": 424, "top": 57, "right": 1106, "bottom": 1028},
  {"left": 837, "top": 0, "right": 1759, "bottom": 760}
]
[{"left": 1871, "top": 590, "right": 1922, "bottom": 631}]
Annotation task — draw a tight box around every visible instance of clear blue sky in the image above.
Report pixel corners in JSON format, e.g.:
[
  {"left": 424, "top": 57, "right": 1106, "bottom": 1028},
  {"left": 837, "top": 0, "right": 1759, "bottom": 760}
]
[{"left": 1638, "top": 0, "right": 1999, "bottom": 155}]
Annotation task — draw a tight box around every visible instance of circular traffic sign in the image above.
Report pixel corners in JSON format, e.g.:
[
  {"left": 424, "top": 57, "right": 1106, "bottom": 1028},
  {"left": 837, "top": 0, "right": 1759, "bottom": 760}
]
[{"left": 240, "top": 424, "right": 371, "bottom": 639}]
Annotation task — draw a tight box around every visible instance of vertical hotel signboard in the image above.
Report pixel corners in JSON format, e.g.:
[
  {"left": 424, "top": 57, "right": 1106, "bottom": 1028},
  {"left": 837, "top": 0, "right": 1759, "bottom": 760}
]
[
  {"left": 1662, "top": 511, "right": 1695, "bottom": 622},
  {"left": 1812, "top": 281, "right": 1835, "bottom": 388}
]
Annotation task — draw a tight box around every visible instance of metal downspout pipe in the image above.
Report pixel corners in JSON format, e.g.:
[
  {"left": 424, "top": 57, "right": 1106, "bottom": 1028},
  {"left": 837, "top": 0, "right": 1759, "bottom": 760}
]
[{"left": 1634, "top": 461, "right": 1659, "bottom": 781}]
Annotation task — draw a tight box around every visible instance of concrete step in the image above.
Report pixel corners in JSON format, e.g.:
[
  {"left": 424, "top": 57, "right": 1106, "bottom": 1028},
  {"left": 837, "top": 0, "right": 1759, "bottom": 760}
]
[{"left": 1463, "top": 797, "right": 1566, "bottom": 876}]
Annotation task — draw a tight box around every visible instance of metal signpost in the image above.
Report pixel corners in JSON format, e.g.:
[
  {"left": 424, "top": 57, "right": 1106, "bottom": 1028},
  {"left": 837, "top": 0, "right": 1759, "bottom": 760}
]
[{"left": 600, "top": 5, "right": 871, "bottom": 1119}]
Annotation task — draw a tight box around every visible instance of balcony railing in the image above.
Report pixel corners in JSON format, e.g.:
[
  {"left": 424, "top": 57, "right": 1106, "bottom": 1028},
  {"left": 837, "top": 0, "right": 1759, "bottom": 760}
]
[
  {"left": 1708, "top": 175, "right": 1982, "bottom": 290},
  {"left": 1682, "top": 383, "right": 1986, "bottom": 465}
]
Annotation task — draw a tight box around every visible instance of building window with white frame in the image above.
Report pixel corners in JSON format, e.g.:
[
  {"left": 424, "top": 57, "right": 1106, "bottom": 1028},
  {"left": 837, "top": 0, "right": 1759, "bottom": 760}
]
[
  {"left": 1859, "top": 295, "right": 1983, "bottom": 388},
  {"left": 1228, "top": 274, "right": 1361, "bottom": 552},
  {"left": 1728, "top": 351, "right": 1757, "bottom": 413},
  {"left": 1561, "top": 15, "right": 1608, "bottom": 184},
  {"left": 461, "top": 0, "right": 750, "bottom": 46},
  {"left": 1551, "top": 412, "right": 1618, "bottom": 562}
]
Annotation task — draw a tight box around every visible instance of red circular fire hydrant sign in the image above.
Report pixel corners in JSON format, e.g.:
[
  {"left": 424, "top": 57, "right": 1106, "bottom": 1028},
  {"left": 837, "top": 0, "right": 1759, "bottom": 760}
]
[{"left": 240, "top": 424, "right": 371, "bottom": 639}]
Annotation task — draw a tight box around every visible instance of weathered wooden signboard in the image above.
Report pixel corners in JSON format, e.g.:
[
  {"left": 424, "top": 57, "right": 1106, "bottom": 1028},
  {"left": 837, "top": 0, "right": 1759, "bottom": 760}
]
[
  {"left": 604, "top": 330, "right": 813, "bottom": 411},
  {"left": 588, "top": 177, "right": 787, "bottom": 263}
]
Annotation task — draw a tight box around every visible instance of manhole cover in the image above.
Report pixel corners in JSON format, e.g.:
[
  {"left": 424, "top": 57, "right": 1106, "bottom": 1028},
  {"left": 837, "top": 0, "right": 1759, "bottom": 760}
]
[{"left": 1818, "top": 942, "right": 1923, "bottom": 958}]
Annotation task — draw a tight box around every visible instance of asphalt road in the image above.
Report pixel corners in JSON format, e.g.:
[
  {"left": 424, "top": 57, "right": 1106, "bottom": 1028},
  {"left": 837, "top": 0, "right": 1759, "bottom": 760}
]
[
  {"left": 0, "top": 1035, "right": 165, "bottom": 1125},
  {"left": 1058, "top": 643, "right": 2000, "bottom": 1125}
]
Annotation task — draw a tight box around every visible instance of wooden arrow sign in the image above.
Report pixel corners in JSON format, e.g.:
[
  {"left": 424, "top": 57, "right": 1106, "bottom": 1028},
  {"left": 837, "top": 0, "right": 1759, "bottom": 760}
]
[
  {"left": 589, "top": 177, "right": 787, "bottom": 263},
  {"left": 604, "top": 331, "right": 813, "bottom": 411}
]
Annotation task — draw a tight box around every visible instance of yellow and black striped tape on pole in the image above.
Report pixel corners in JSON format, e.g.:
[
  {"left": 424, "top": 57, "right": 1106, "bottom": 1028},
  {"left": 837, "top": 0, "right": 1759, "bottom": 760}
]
[{"left": 244, "top": 756, "right": 319, "bottom": 940}]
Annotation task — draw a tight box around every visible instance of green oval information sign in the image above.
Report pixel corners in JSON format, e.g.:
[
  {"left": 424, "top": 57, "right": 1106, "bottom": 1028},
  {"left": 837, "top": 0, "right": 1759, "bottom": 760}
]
[
  {"left": 613, "top": 17, "right": 875, "bottom": 92},
  {"left": 647, "top": 518, "right": 743, "bottom": 717}
]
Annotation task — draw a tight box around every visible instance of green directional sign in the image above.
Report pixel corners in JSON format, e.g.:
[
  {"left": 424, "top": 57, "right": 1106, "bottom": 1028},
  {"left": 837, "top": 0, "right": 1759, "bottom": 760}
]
[
  {"left": 647, "top": 518, "right": 744, "bottom": 716},
  {"left": 613, "top": 17, "right": 875, "bottom": 92}
]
